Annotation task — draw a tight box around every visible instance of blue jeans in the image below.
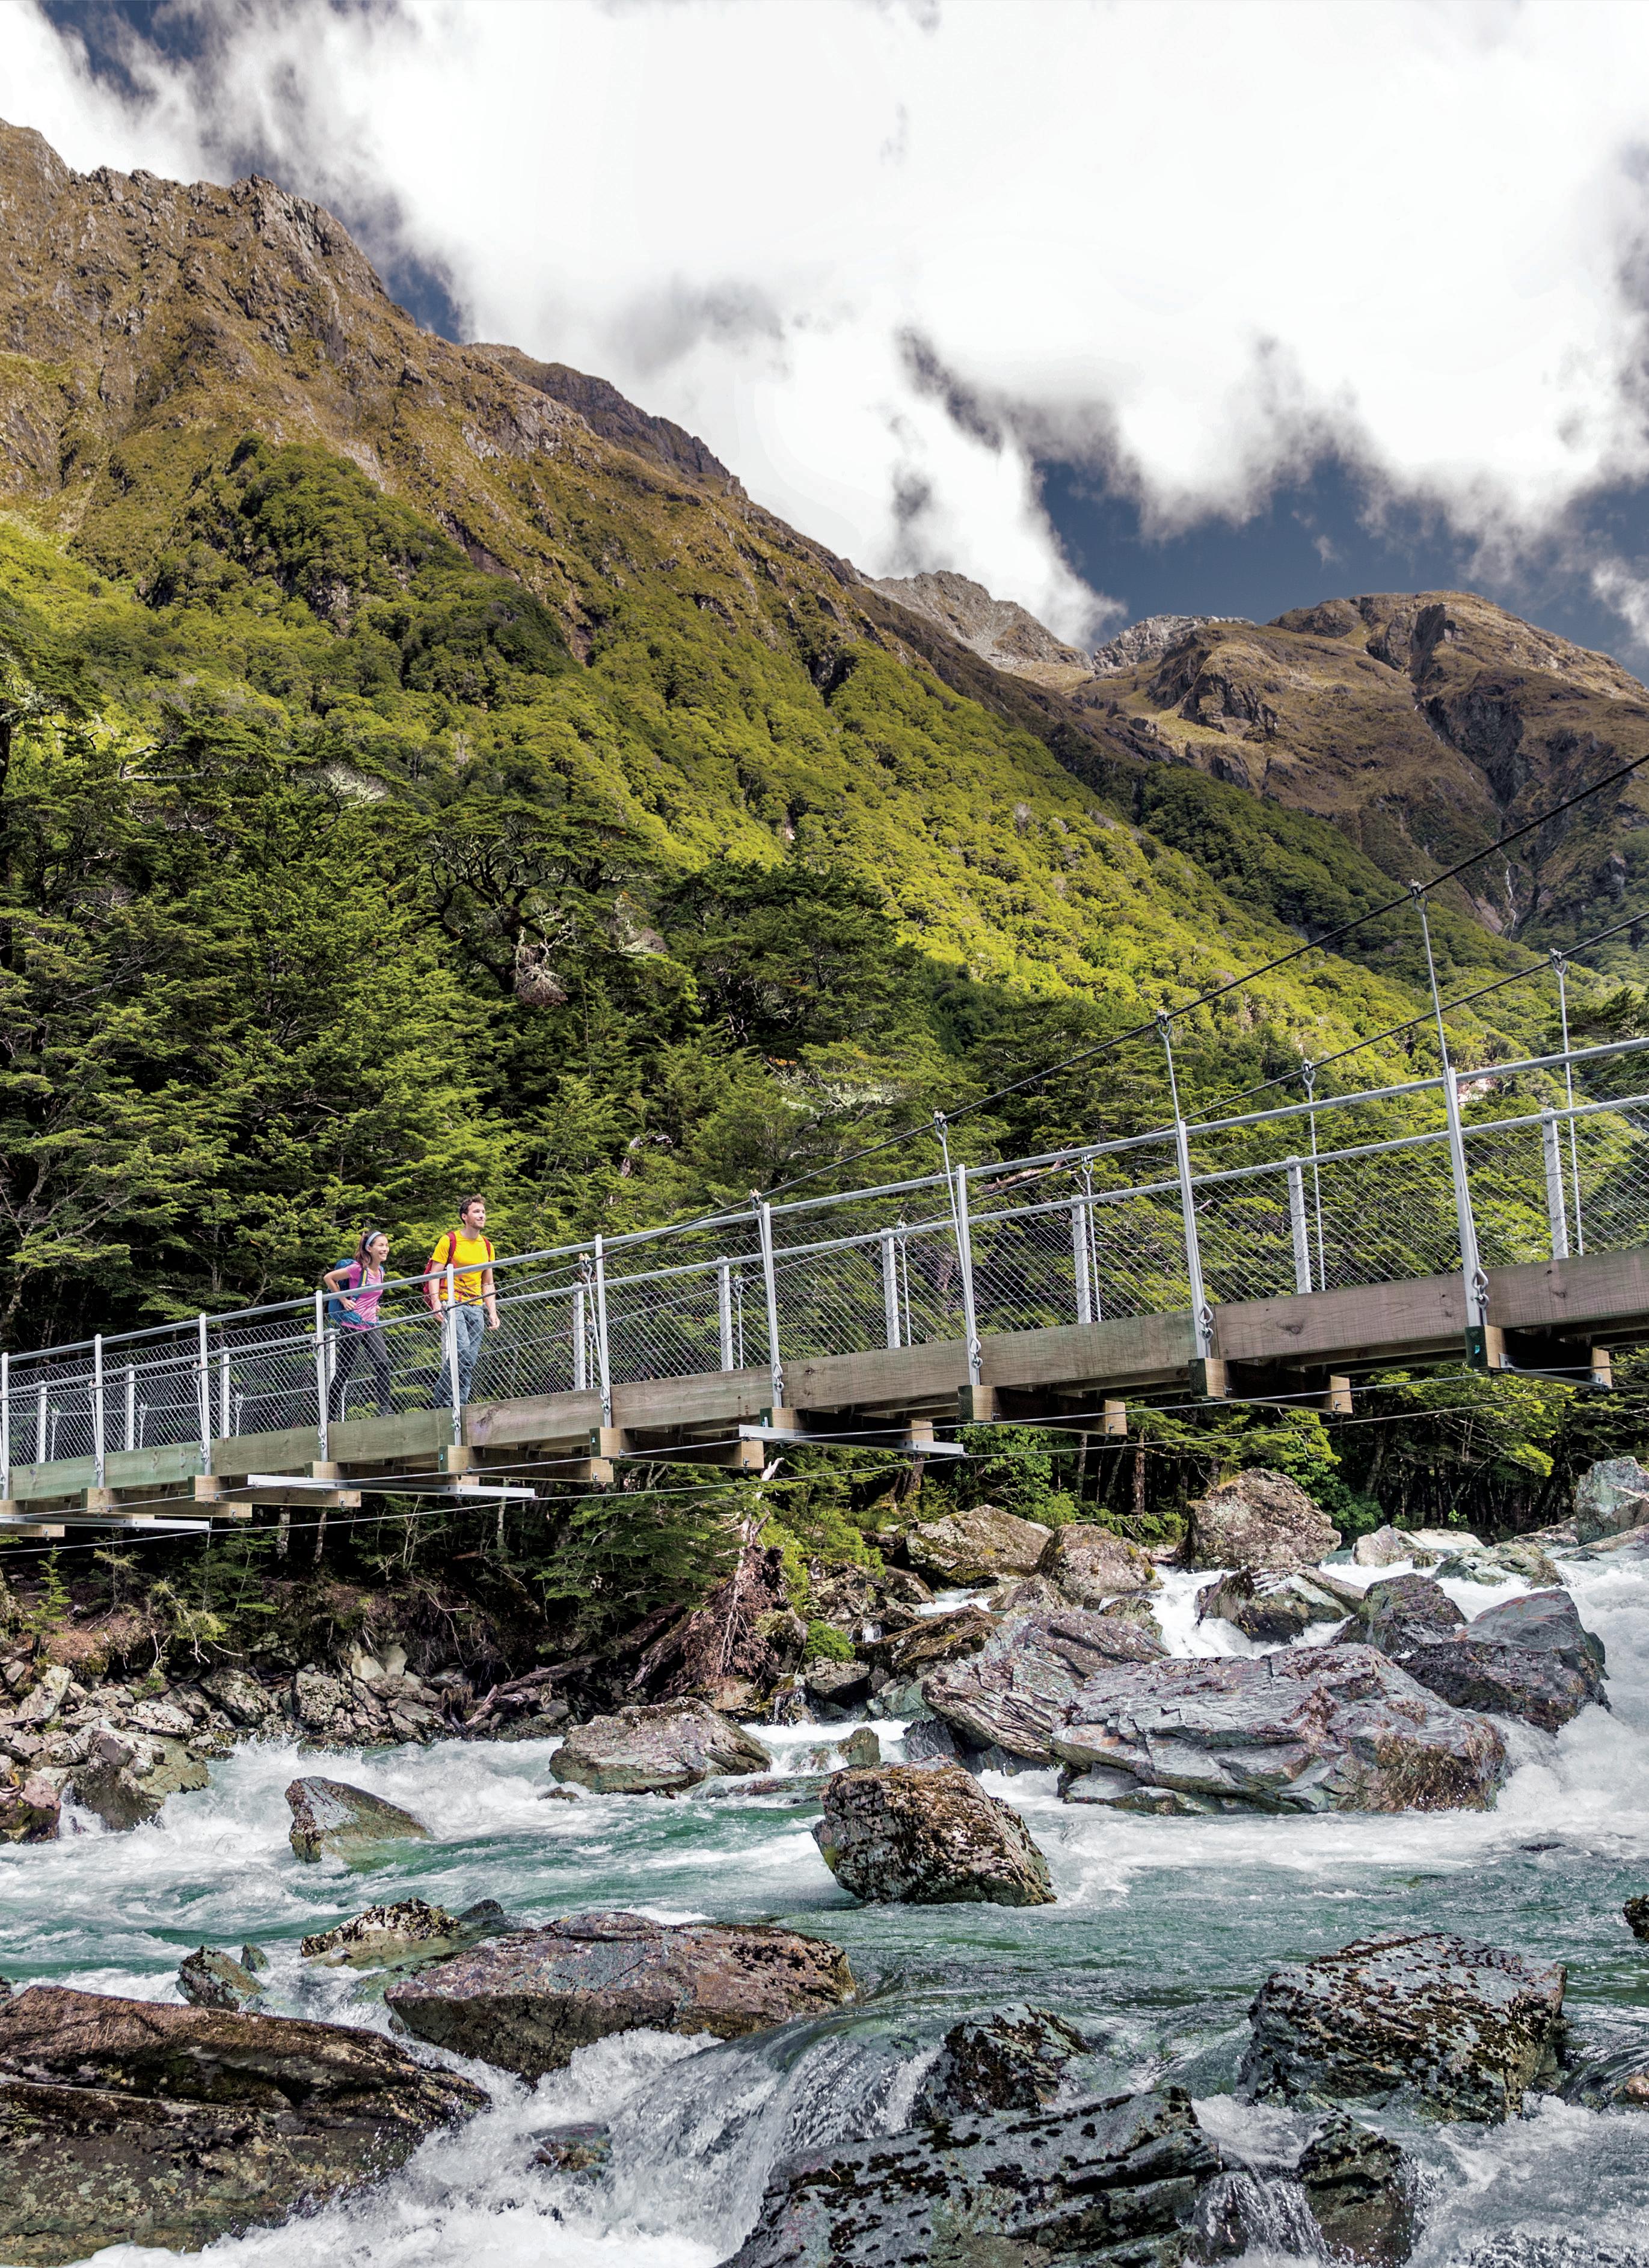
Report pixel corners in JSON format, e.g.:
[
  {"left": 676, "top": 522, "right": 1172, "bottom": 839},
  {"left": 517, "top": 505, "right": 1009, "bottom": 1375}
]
[{"left": 441, "top": 1304, "right": 487, "bottom": 1407}]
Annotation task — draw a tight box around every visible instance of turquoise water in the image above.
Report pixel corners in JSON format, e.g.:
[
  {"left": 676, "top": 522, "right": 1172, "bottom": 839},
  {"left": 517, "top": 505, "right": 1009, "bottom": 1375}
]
[{"left": 2, "top": 1553, "right": 1647, "bottom": 2266}]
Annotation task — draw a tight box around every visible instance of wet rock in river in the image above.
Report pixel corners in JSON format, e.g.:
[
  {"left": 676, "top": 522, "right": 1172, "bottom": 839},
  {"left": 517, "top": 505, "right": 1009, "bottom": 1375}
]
[
  {"left": 1574, "top": 1454, "right": 1649, "bottom": 1543},
  {"left": 923, "top": 1606, "right": 1165, "bottom": 1765},
  {"left": 1367, "top": 1585, "right": 1607, "bottom": 1733},
  {"left": 903, "top": 1504, "right": 1052, "bottom": 1584},
  {"left": 1240, "top": 1931, "right": 1567, "bottom": 2121},
  {"left": 549, "top": 1697, "right": 770, "bottom": 1794},
  {"left": 801, "top": 1660, "right": 870, "bottom": 1715},
  {"left": 1196, "top": 1566, "right": 1349, "bottom": 1643},
  {"left": 908, "top": 2003, "right": 1087, "bottom": 2120},
  {"left": 285, "top": 1775, "right": 431, "bottom": 1864},
  {"left": 177, "top": 1947, "right": 265, "bottom": 2011},
  {"left": 864, "top": 1607, "right": 994, "bottom": 1689},
  {"left": 385, "top": 1909, "right": 852, "bottom": 2078},
  {"left": 1054, "top": 1644, "right": 1505, "bottom": 1814},
  {"left": 812, "top": 1762, "right": 1055, "bottom": 1906},
  {"left": 1185, "top": 1468, "right": 1341, "bottom": 1571},
  {"left": 0, "top": 1770, "right": 60, "bottom": 1843},
  {"left": 73, "top": 1729, "right": 209, "bottom": 1831},
  {"left": 1295, "top": 2115, "right": 1416, "bottom": 2267},
  {"left": 301, "top": 1895, "right": 508, "bottom": 1969},
  {"left": 1037, "top": 1522, "right": 1159, "bottom": 1605},
  {"left": 1357, "top": 1574, "right": 1466, "bottom": 1654},
  {"left": 533, "top": 2119, "right": 611, "bottom": 2174},
  {"left": 0, "top": 1982, "right": 485, "bottom": 2263},
  {"left": 1626, "top": 1894, "right": 1649, "bottom": 1941},
  {"left": 725, "top": 2085, "right": 1220, "bottom": 2268}
]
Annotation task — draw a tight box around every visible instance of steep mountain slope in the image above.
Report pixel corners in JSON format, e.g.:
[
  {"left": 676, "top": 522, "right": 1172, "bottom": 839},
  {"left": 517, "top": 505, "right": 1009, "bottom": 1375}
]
[
  {"left": 879, "top": 559, "right": 1649, "bottom": 966},
  {"left": 0, "top": 120, "right": 1572, "bottom": 1341}
]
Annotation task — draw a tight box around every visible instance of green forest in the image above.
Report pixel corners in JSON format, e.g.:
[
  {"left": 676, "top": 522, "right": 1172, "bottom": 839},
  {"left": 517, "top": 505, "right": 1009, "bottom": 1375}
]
[{"left": 0, "top": 432, "right": 1637, "bottom": 1670}]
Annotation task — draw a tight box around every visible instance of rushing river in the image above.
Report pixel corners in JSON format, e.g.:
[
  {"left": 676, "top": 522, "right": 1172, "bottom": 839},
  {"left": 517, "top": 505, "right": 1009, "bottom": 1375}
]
[{"left": 2, "top": 1550, "right": 1647, "bottom": 2268}]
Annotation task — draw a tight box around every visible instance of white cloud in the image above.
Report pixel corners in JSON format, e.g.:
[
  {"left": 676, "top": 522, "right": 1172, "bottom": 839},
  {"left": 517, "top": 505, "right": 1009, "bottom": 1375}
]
[{"left": 9, "top": 0, "right": 1649, "bottom": 646}]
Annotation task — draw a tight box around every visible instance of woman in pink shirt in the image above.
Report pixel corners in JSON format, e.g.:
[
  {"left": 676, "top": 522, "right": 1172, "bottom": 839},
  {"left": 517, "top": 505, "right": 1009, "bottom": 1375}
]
[{"left": 323, "top": 1230, "right": 393, "bottom": 1421}]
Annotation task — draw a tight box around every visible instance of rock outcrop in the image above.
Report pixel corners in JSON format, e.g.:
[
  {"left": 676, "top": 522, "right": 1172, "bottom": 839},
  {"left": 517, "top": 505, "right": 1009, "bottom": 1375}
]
[
  {"left": 285, "top": 1776, "right": 431, "bottom": 1864},
  {"left": 907, "top": 2005, "right": 1086, "bottom": 2121},
  {"left": 0, "top": 1770, "right": 60, "bottom": 1842},
  {"left": 549, "top": 1697, "right": 770, "bottom": 1794},
  {"left": 385, "top": 1910, "right": 852, "bottom": 2077},
  {"left": 812, "top": 1762, "right": 1055, "bottom": 1906},
  {"left": 903, "top": 1506, "right": 1052, "bottom": 1586},
  {"left": 0, "top": 1984, "right": 485, "bottom": 2262},
  {"left": 1240, "top": 1932, "right": 1566, "bottom": 2120},
  {"left": 1036, "top": 1524, "right": 1158, "bottom": 1605},
  {"left": 921, "top": 1607, "right": 1164, "bottom": 1765},
  {"left": 1357, "top": 1574, "right": 1465, "bottom": 1656},
  {"left": 1185, "top": 1470, "right": 1340, "bottom": 1570},
  {"left": 1359, "top": 1583, "right": 1607, "bottom": 1732},
  {"left": 1055, "top": 1644, "right": 1506, "bottom": 1813}
]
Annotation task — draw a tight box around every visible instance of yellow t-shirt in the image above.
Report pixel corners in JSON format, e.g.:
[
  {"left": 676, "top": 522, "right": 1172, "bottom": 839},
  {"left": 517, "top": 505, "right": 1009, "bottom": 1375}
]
[{"left": 427, "top": 1228, "right": 494, "bottom": 1306}]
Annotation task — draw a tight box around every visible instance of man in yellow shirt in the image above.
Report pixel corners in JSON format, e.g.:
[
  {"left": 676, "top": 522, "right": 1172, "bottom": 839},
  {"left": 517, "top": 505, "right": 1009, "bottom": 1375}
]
[{"left": 424, "top": 1195, "right": 500, "bottom": 1406}]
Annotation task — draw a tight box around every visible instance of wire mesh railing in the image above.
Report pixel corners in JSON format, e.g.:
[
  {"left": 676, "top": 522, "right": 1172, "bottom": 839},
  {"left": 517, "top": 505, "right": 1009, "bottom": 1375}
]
[{"left": 5, "top": 1032, "right": 1649, "bottom": 1497}]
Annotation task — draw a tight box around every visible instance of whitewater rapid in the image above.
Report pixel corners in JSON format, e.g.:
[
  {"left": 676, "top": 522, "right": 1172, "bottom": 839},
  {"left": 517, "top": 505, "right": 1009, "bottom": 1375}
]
[{"left": 2, "top": 1548, "right": 1647, "bottom": 2267}]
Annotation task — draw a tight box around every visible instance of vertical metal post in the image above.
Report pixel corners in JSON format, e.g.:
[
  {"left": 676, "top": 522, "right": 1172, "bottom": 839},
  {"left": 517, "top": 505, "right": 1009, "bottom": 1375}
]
[
  {"left": 592, "top": 1236, "right": 613, "bottom": 1427},
  {"left": 1159, "top": 1016, "right": 1214, "bottom": 1358},
  {"left": 92, "top": 1334, "right": 105, "bottom": 1488},
  {"left": 123, "top": 1365, "right": 135, "bottom": 1453},
  {"left": 197, "top": 1314, "right": 212, "bottom": 1471},
  {"left": 2, "top": 1352, "right": 10, "bottom": 1501},
  {"left": 444, "top": 1261, "right": 461, "bottom": 1445},
  {"left": 313, "top": 1293, "right": 330, "bottom": 1463},
  {"left": 1552, "top": 951, "right": 1585, "bottom": 1254},
  {"left": 218, "top": 1347, "right": 231, "bottom": 1439},
  {"left": 573, "top": 1280, "right": 588, "bottom": 1392},
  {"left": 755, "top": 1198, "right": 785, "bottom": 1411},
  {"left": 1301, "top": 1062, "right": 1327, "bottom": 1293},
  {"left": 718, "top": 1260, "right": 736, "bottom": 1369},
  {"left": 1413, "top": 887, "right": 1490, "bottom": 1356},
  {"left": 1541, "top": 1109, "right": 1570, "bottom": 1260},
  {"left": 1287, "top": 1157, "right": 1313, "bottom": 1294},
  {"left": 951, "top": 1162, "right": 983, "bottom": 1388},
  {"left": 879, "top": 1231, "right": 901, "bottom": 1348},
  {"left": 35, "top": 1384, "right": 46, "bottom": 1466},
  {"left": 1072, "top": 1198, "right": 1093, "bottom": 1324}
]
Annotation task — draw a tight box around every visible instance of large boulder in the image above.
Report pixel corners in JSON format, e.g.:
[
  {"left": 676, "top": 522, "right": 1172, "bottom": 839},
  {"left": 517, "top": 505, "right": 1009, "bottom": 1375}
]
[
  {"left": 903, "top": 1506, "right": 1052, "bottom": 1586},
  {"left": 812, "top": 1762, "right": 1054, "bottom": 1907},
  {"left": 384, "top": 1910, "right": 852, "bottom": 2077},
  {"left": 723, "top": 2088, "right": 1221, "bottom": 2268},
  {"left": 73, "top": 1729, "right": 209, "bottom": 1831},
  {"left": 285, "top": 1776, "right": 431, "bottom": 1865},
  {"left": 1036, "top": 1523, "right": 1158, "bottom": 1605},
  {"left": 1054, "top": 1644, "right": 1506, "bottom": 1814},
  {"left": 921, "top": 1607, "right": 1164, "bottom": 1766},
  {"left": 1196, "top": 1566, "right": 1350, "bottom": 1644},
  {"left": 1185, "top": 1469, "right": 1340, "bottom": 1571},
  {"left": 549, "top": 1697, "right": 770, "bottom": 1794},
  {"left": 1574, "top": 1455, "right": 1649, "bottom": 1543},
  {"left": 1358, "top": 1574, "right": 1464, "bottom": 1657},
  {"left": 0, "top": 1984, "right": 484, "bottom": 2262},
  {"left": 907, "top": 2005, "right": 1087, "bottom": 2121},
  {"left": 1364, "top": 1586, "right": 1608, "bottom": 1733},
  {"left": 1240, "top": 1931, "right": 1567, "bottom": 2121}
]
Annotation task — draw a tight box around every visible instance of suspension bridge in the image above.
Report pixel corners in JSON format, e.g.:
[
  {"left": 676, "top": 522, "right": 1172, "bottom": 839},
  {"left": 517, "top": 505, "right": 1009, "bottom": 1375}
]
[{"left": 0, "top": 1020, "right": 1643, "bottom": 1540}]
